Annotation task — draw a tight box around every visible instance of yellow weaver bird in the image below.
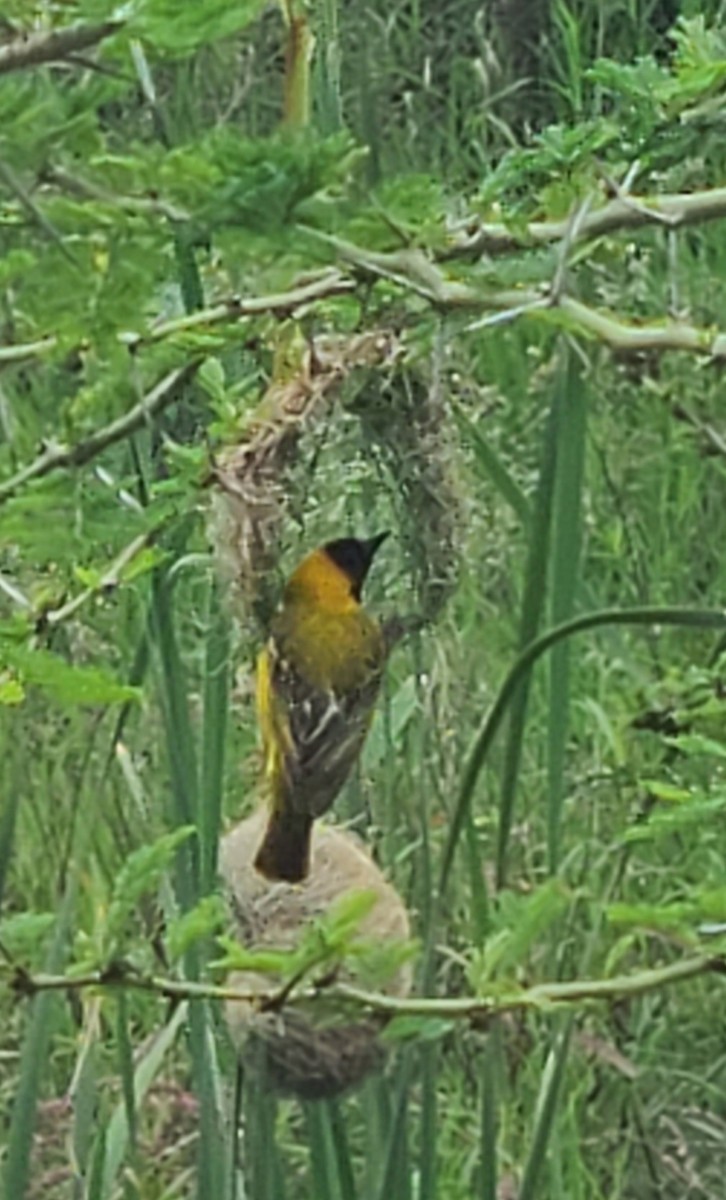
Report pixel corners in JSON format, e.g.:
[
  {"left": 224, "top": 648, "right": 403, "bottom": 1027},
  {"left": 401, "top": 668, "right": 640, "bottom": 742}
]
[{"left": 254, "top": 533, "right": 390, "bottom": 883}]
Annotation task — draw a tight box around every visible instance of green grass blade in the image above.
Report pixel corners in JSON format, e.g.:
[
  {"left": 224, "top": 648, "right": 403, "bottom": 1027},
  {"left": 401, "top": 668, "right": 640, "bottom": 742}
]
[
  {"left": 0, "top": 751, "right": 20, "bottom": 909},
  {"left": 115, "top": 988, "right": 138, "bottom": 1185},
  {"left": 438, "top": 605, "right": 726, "bottom": 897},
  {"left": 200, "top": 578, "right": 230, "bottom": 894},
  {"left": 68, "top": 1000, "right": 100, "bottom": 1195},
  {"left": 150, "top": 570, "right": 198, "bottom": 827},
  {"left": 495, "top": 355, "right": 565, "bottom": 886},
  {"left": 465, "top": 805, "right": 490, "bottom": 944},
  {"left": 418, "top": 1043, "right": 439, "bottom": 1200},
  {"left": 327, "top": 1099, "right": 358, "bottom": 1200},
  {"left": 227, "top": 1060, "right": 244, "bottom": 1200},
  {"left": 478, "top": 1023, "right": 501, "bottom": 1200},
  {"left": 314, "top": 0, "right": 343, "bottom": 134},
  {"left": 373, "top": 1058, "right": 413, "bottom": 1200},
  {"left": 454, "top": 406, "right": 531, "bottom": 526},
  {"left": 188, "top": 1000, "right": 227, "bottom": 1200},
  {"left": 87, "top": 1124, "right": 108, "bottom": 1200},
  {"left": 245, "top": 1081, "right": 285, "bottom": 1200},
  {"left": 362, "top": 1077, "right": 390, "bottom": 1199},
  {"left": 518, "top": 1019, "right": 574, "bottom": 1200},
  {"left": 100, "top": 1003, "right": 188, "bottom": 1199},
  {"left": 3, "top": 878, "right": 76, "bottom": 1200},
  {"left": 304, "top": 1102, "right": 342, "bottom": 1200},
  {"left": 150, "top": 560, "right": 228, "bottom": 1200},
  {"left": 547, "top": 346, "right": 587, "bottom": 873}
]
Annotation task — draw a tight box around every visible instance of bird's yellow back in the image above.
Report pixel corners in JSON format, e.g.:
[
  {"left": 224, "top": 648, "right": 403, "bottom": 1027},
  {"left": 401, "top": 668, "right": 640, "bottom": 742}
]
[{"left": 253, "top": 535, "right": 389, "bottom": 881}]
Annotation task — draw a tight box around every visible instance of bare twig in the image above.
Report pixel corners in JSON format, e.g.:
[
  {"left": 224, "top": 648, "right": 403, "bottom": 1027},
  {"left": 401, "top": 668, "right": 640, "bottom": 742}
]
[
  {"left": 0, "top": 337, "right": 57, "bottom": 368},
  {"left": 443, "top": 186, "right": 726, "bottom": 260},
  {"left": 0, "top": 21, "right": 122, "bottom": 76},
  {"left": 0, "top": 360, "right": 201, "bottom": 506},
  {"left": 550, "top": 193, "right": 595, "bottom": 302}
]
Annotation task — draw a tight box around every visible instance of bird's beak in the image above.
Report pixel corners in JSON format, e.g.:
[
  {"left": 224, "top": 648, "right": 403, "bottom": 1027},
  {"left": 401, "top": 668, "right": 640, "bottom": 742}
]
[{"left": 365, "top": 531, "right": 390, "bottom": 561}]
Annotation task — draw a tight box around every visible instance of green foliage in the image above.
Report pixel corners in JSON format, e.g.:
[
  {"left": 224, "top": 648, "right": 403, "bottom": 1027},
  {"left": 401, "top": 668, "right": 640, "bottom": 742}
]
[
  {"left": 166, "top": 892, "right": 227, "bottom": 962},
  {"left": 134, "top": 0, "right": 270, "bottom": 56},
  {"left": 1, "top": 644, "right": 141, "bottom": 707},
  {"left": 4, "top": 1, "right": 726, "bottom": 1198},
  {"left": 0, "top": 911, "right": 56, "bottom": 963},
  {"left": 217, "top": 888, "right": 417, "bottom": 991},
  {"left": 102, "top": 826, "right": 196, "bottom": 960},
  {"left": 469, "top": 882, "right": 573, "bottom": 989}
]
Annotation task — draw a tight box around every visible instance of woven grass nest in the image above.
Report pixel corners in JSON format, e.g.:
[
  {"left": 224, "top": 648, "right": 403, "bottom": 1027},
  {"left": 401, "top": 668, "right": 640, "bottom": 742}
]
[{"left": 221, "top": 809, "right": 412, "bottom": 1099}]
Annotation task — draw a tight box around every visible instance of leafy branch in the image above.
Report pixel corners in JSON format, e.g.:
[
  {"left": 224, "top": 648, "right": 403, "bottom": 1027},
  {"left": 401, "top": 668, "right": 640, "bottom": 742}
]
[
  {"left": 43, "top": 165, "right": 191, "bottom": 224},
  {"left": 0, "top": 361, "right": 201, "bottom": 506},
  {"left": 6, "top": 952, "right": 725, "bottom": 1026}
]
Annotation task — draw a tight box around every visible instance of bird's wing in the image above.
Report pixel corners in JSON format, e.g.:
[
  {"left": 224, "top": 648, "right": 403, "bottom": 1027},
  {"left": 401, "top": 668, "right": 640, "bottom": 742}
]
[{"left": 268, "top": 643, "right": 382, "bottom": 818}]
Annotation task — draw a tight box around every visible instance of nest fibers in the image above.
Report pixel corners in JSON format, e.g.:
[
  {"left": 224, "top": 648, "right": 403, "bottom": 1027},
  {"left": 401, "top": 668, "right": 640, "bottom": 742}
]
[
  {"left": 221, "top": 809, "right": 412, "bottom": 1099},
  {"left": 210, "top": 323, "right": 462, "bottom": 630},
  {"left": 210, "top": 327, "right": 402, "bottom": 631}
]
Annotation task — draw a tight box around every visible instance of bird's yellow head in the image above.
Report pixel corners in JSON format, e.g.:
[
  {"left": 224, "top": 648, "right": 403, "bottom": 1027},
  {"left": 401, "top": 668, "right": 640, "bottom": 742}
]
[{"left": 284, "top": 532, "right": 389, "bottom": 610}]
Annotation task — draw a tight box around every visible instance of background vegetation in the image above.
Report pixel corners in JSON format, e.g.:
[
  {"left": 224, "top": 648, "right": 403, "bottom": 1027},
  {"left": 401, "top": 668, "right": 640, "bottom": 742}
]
[{"left": 3, "top": 1, "right": 726, "bottom": 1197}]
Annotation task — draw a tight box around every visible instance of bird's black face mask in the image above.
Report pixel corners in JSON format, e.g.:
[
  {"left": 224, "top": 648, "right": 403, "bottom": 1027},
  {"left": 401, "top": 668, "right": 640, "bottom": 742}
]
[{"left": 324, "top": 532, "right": 390, "bottom": 599}]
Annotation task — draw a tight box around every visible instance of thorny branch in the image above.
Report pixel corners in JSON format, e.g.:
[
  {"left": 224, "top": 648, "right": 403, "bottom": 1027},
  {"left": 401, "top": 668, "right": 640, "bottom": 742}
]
[
  {"left": 305, "top": 230, "right": 726, "bottom": 360},
  {"left": 5, "top": 200, "right": 726, "bottom": 507},
  {"left": 441, "top": 185, "right": 726, "bottom": 259},
  {"left": 122, "top": 270, "right": 357, "bottom": 348}
]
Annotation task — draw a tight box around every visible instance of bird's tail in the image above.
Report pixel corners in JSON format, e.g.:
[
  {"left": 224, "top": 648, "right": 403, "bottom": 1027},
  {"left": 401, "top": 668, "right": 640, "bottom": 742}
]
[{"left": 254, "top": 806, "right": 314, "bottom": 883}]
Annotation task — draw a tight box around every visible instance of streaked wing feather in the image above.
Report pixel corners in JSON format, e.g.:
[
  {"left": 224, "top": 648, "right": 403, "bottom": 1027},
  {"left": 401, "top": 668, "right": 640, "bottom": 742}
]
[{"left": 271, "top": 650, "right": 381, "bottom": 817}]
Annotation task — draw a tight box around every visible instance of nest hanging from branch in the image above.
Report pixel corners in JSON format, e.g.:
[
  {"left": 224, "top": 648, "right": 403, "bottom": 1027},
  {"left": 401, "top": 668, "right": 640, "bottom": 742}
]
[
  {"left": 209, "top": 310, "right": 464, "bottom": 1095},
  {"left": 221, "top": 809, "right": 412, "bottom": 1099},
  {"left": 210, "top": 323, "right": 462, "bottom": 632},
  {"left": 210, "top": 327, "right": 401, "bottom": 632},
  {"left": 352, "top": 359, "right": 463, "bottom": 626}
]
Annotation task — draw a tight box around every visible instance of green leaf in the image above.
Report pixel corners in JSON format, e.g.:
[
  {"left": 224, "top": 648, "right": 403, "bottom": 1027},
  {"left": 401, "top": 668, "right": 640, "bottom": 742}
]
[
  {"left": 135, "top": 0, "right": 269, "bottom": 57},
  {"left": 166, "top": 893, "right": 226, "bottom": 963},
  {"left": 99, "top": 1004, "right": 188, "bottom": 1200},
  {"left": 3, "top": 646, "right": 141, "bottom": 707},
  {"left": 624, "top": 790, "right": 726, "bottom": 841},
  {"left": 667, "top": 732, "right": 726, "bottom": 759},
  {"left": 381, "top": 1015, "right": 455, "bottom": 1043},
  {"left": 105, "top": 826, "right": 196, "bottom": 955},
  {"left": 213, "top": 936, "right": 294, "bottom": 977},
  {"left": 0, "top": 674, "right": 24, "bottom": 705},
  {"left": 0, "top": 911, "right": 56, "bottom": 961},
  {"left": 469, "top": 880, "right": 571, "bottom": 985}
]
